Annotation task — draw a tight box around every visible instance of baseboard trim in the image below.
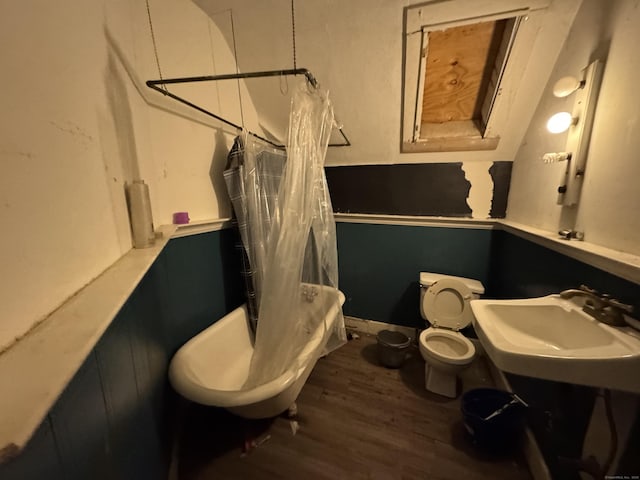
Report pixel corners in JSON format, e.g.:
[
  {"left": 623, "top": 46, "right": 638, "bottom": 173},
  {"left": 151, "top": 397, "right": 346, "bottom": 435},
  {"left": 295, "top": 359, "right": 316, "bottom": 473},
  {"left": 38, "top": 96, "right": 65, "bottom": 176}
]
[{"left": 344, "top": 316, "right": 417, "bottom": 341}]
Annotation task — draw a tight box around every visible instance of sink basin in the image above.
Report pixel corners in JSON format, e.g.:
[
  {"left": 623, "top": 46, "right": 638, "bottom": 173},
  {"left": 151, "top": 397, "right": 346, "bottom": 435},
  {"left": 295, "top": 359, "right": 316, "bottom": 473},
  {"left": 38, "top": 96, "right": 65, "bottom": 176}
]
[{"left": 470, "top": 295, "right": 640, "bottom": 393}]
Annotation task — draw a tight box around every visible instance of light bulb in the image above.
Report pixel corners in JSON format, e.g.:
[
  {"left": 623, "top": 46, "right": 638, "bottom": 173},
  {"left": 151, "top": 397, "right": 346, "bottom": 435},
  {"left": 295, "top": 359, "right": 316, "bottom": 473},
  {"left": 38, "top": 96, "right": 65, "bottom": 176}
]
[
  {"left": 546, "top": 112, "right": 574, "bottom": 134},
  {"left": 553, "top": 76, "right": 582, "bottom": 98}
]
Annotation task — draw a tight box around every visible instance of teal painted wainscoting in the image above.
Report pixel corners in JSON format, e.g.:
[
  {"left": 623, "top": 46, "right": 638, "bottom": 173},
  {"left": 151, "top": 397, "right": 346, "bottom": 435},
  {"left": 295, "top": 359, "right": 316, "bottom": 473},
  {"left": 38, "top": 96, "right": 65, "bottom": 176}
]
[
  {"left": 0, "top": 229, "right": 244, "bottom": 480},
  {"left": 159, "top": 229, "right": 245, "bottom": 353},
  {"left": 3, "top": 222, "right": 637, "bottom": 480},
  {"left": 336, "top": 222, "right": 492, "bottom": 328},
  {"left": 488, "top": 229, "right": 640, "bottom": 313},
  {"left": 489, "top": 230, "right": 640, "bottom": 480},
  {"left": 336, "top": 222, "right": 639, "bottom": 479}
]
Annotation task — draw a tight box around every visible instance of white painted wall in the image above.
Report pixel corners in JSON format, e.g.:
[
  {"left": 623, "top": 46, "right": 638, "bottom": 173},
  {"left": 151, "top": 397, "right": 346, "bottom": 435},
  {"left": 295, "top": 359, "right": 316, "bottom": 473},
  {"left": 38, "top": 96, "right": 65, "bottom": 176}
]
[
  {"left": 507, "top": 0, "right": 640, "bottom": 256},
  {"left": 0, "top": 0, "right": 256, "bottom": 352},
  {"left": 139, "top": 0, "right": 262, "bottom": 225},
  {"left": 0, "top": 1, "right": 127, "bottom": 352}
]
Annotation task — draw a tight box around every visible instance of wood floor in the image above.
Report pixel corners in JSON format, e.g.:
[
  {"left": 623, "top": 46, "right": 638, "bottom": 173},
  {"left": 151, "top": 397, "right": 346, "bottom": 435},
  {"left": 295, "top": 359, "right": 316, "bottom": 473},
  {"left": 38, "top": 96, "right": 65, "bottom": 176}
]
[{"left": 177, "top": 332, "right": 532, "bottom": 480}]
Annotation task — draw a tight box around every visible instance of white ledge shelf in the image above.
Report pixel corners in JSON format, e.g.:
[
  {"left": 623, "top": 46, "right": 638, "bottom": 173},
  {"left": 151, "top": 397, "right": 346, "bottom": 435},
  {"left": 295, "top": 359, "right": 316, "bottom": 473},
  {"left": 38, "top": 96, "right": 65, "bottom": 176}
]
[
  {"left": 171, "top": 217, "right": 233, "bottom": 238},
  {"left": 497, "top": 220, "right": 640, "bottom": 285},
  {"left": 0, "top": 224, "right": 176, "bottom": 463}
]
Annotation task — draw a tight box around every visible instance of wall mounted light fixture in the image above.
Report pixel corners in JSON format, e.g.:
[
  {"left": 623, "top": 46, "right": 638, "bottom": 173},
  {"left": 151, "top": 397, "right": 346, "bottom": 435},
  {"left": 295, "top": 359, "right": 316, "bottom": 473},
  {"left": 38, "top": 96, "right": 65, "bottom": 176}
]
[
  {"left": 546, "top": 111, "right": 575, "bottom": 134},
  {"left": 552, "top": 76, "right": 585, "bottom": 98},
  {"left": 544, "top": 60, "right": 603, "bottom": 206}
]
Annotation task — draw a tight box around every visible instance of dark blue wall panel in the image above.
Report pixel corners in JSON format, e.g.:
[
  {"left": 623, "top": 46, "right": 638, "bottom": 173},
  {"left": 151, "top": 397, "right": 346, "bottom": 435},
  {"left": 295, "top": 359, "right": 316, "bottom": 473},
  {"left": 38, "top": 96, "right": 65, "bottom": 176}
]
[
  {"left": 126, "top": 269, "right": 170, "bottom": 445},
  {"left": 336, "top": 222, "right": 492, "bottom": 327},
  {"left": 95, "top": 302, "right": 145, "bottom": 476},
  {"left": 95, "top": 296, "right": 166, "bottom": 480},
  {"left": 160, "top": 228, "right": 244, "bottom": 353},
  {"left": 488, "top": 230, "right": 640, "bottom": 312},
  {"left": 0, "top": 418, "right": 63, "bottom": 480},
  {"left": 326, "top": 162, "right": 513, "bottom": 218},
  {"left": 0, "top": 229, "right": 244, "bottom": 480},
  {"left": 50, "top": 352, "right": 113, "bottom": 480},
  {"left": 488, "top": 230, "right": 640, "bottom": 479},
  {"left": 326, "top": 163, "right": 473, "bottom": 217}
]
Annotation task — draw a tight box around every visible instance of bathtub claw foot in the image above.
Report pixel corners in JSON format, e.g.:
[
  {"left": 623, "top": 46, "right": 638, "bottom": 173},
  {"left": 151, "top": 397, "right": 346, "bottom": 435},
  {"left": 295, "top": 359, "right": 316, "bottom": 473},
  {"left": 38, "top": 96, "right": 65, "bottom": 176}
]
[{"left": 287, "top": 402, "right": 298, "bottom": 419}]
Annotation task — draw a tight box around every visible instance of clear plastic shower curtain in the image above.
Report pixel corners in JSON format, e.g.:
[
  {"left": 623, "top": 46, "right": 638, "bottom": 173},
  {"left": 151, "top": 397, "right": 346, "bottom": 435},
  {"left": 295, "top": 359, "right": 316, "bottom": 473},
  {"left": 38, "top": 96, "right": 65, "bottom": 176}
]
[
  {"left": 224, "top": 135, "right": 286, "bottom": 332},
  {"left": 227, "top": 81, "right": 346, "bottom": 389}
]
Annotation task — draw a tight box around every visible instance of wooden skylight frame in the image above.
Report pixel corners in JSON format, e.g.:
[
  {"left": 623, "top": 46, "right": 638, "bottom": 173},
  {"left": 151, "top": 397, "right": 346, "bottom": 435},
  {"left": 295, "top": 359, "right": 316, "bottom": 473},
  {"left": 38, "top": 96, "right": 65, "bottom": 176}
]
[{"left": 400, "top": 0, "right": 569, "bottom": 155}]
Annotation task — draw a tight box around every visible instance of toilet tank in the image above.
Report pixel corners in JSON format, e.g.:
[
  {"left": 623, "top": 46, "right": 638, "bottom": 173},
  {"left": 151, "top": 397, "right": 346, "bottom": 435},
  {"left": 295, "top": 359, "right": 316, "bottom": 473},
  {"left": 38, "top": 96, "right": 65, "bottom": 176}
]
[{"left": 419, "top": 272, "right": 485, "bottom": 298}]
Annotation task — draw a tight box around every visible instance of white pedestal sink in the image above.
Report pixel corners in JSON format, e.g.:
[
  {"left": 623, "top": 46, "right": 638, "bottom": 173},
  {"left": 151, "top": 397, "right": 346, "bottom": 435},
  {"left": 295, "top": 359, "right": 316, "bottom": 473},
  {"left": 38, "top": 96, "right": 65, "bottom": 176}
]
[{"left": 470, "top": 295, "right": 640, "bottom": 393}]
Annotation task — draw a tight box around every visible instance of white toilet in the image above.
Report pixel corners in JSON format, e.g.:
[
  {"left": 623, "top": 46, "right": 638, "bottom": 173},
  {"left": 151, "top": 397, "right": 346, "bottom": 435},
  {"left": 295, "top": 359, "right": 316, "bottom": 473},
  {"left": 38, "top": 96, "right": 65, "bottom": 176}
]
[{"left": 418, "top": 272, "right": 484, "bottom": 398}]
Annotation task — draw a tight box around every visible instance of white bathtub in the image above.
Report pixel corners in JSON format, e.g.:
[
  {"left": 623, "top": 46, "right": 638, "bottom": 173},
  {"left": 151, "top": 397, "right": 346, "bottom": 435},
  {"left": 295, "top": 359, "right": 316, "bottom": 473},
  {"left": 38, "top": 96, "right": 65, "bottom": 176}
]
[{"left": 168, "top": 287, "right": 345, "bottom": 418}]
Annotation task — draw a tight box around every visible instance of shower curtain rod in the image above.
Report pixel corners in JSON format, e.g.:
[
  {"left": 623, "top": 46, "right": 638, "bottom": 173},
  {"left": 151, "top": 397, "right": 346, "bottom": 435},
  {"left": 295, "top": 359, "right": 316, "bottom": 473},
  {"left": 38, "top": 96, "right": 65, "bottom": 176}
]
[{"left": 146, "top": 68, "right": 351, "bottom": 148}]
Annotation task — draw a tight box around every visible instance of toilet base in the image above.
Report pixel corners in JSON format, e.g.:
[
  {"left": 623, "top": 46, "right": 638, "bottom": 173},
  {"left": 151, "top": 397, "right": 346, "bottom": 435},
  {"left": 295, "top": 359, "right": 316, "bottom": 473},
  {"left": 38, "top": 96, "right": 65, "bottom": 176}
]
[{"left": 424, "top": 364, "right": 458, "bottom": 398}]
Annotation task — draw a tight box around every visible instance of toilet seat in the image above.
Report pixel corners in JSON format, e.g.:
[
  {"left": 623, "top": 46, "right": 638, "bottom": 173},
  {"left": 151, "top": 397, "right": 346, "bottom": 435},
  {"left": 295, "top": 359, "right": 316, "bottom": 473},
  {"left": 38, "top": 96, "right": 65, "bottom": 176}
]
[
  {"left": 423, "top": 278, "right": 474, "bottom": 331},
  {"left": 418, "top": 273, "right": 483, "bottom": 397},
  {"left": 419, "top": 328, "right": 474, "bottom": 365}
]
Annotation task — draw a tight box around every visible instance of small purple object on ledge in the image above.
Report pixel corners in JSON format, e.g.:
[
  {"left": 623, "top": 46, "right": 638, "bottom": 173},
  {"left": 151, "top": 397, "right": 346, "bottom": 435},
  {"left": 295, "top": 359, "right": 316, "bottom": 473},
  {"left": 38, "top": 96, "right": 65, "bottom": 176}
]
[{"left": 173, "top": 212, "right": 190, "bottom": 224}]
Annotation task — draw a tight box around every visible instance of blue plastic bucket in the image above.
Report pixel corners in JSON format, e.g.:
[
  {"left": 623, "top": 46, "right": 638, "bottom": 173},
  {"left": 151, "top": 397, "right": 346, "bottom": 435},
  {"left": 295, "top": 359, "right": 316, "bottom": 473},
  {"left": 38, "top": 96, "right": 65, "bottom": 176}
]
[{"left": 461, "top": 388, "right": 527, "bottom": 451}]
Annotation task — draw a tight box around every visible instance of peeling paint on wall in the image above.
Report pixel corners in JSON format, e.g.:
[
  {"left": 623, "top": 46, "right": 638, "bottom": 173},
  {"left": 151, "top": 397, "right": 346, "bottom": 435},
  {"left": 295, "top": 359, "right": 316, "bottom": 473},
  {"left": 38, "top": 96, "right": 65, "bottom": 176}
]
[{"left": 462, "top": 161, "right": 493, "bottom": 219}]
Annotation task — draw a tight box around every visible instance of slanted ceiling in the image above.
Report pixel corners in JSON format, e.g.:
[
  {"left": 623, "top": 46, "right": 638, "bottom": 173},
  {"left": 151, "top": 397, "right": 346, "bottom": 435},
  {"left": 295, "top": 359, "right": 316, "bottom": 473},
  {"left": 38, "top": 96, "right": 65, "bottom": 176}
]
[{"left": 200, "top": 0, "right": 582, "bottom": 165}]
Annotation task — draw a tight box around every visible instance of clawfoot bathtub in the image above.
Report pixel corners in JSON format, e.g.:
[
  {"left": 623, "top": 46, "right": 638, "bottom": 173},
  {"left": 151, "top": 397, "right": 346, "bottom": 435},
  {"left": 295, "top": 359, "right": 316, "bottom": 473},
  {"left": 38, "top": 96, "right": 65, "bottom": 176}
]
[{"left": 168, "top": 287, "right": 345, "bottom": 418}]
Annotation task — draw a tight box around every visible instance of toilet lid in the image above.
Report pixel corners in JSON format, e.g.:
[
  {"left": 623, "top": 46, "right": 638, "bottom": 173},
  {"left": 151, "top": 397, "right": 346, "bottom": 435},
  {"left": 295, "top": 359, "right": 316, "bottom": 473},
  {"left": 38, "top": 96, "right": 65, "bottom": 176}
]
[{"left": 423, "top": 278, "right": 474, "bottom": 331}]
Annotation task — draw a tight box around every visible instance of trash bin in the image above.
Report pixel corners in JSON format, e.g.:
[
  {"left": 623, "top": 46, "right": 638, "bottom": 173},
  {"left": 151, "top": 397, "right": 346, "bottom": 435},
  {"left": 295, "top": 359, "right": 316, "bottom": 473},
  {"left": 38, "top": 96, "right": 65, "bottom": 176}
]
[
  {"left": 376, "top": 330, "right": 411, "bottom": 368},
  {"left": 461, "top": 388, "right": 527, "bottom": 452}
]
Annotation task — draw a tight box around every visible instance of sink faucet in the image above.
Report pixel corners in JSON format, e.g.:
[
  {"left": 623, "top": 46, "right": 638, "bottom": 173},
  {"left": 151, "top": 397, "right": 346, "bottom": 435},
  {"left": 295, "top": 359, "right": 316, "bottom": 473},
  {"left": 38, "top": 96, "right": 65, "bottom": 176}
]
[{"left": 559, "top": 285, "right": 634, "bottom": 327}]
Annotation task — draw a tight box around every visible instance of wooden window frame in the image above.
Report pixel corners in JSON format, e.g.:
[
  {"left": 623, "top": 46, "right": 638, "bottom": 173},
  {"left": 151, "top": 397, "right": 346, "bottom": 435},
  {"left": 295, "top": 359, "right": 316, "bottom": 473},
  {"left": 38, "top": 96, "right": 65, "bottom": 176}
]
[{"left": 400, "top": 0, "right": 578, "bottom": 155}]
